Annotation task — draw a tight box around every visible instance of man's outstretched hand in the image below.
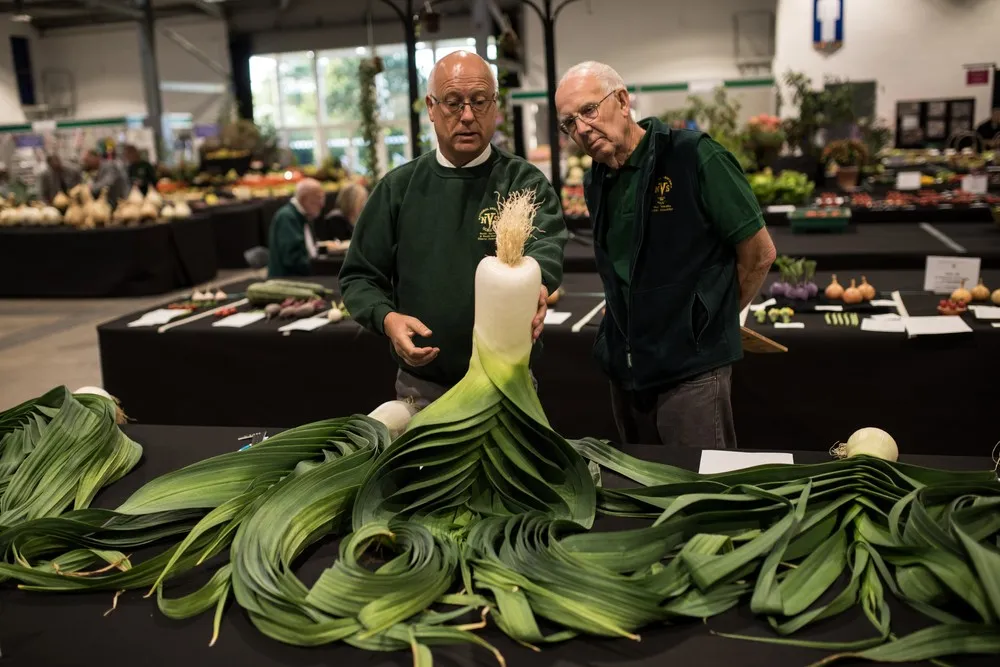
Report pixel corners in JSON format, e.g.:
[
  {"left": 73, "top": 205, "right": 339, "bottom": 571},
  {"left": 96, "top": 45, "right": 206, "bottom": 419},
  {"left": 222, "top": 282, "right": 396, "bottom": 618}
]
[
  {"left": 383, "top": 312, "right": 440, "bottom": 367},
  {"left": 532, "top": 286, "right": 549, "bottom": 342}
]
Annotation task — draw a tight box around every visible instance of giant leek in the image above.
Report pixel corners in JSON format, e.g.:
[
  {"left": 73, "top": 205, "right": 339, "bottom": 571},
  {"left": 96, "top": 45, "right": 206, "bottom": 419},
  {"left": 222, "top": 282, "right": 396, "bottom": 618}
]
[{"left": 0, "top": 191, "right": 999, "bottom": 665}]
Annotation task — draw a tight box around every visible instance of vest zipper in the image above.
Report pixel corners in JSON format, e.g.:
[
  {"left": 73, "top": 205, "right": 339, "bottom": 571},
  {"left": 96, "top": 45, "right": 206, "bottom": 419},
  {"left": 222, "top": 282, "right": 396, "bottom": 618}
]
[
  {"left": 625, "top": 153, "right": 655, "bottom": 373},
  {"left": 595, "top": 167, "right": 630, "bottom": 359}
]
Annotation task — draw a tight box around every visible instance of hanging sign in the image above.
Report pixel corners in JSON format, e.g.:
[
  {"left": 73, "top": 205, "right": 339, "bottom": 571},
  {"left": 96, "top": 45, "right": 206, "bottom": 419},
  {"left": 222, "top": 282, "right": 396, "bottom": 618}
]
[
  {"left": 13, "top": 134, "right": 45, "bottom": 149},
  {"left": 813, "top": 0, "right": 844, "bottom": 53},
  {"left": 966, "top": 69, "right": 990, "bottom": 86},
  {"left": 194, "top": 124, "right": 220, "bottom": 139}
]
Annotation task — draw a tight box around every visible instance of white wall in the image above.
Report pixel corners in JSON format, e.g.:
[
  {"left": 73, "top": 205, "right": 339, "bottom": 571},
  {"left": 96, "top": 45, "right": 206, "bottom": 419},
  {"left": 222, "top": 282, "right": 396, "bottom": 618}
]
[
  {"left": 774, "top": 0, "right": 1000, "bottom": 124},
  {"left": 31, "top": 17, "right": 230, "bottom": 125},
  {"left": 0, "top": 21, "right": 38, "bottom": 125}
]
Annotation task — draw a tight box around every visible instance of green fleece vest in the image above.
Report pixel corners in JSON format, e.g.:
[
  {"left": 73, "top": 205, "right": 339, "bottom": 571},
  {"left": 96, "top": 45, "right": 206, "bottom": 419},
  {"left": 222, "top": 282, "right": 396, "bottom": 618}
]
[{"left": 585, "top": 119, "right": 743, "bottom": 392}]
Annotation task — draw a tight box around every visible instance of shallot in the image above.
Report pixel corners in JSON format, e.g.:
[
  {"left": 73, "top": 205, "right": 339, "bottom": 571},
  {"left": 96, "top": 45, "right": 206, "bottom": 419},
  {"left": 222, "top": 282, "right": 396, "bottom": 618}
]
[{"left": 831, "top": 427, "right": 898, "bottom": 462}]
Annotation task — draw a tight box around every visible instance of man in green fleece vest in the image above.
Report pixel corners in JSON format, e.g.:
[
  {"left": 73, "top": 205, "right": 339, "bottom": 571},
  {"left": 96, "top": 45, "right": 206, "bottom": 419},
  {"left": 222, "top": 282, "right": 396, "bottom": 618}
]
[
  {"left": 340, "top": 51, "right": 567, "bottom": 409},
  {"left": 268, "top": 178, "right": 326, "bottom": 277},
  {"left": 555, "top": 61, "right": 777, "bottom": 449}
]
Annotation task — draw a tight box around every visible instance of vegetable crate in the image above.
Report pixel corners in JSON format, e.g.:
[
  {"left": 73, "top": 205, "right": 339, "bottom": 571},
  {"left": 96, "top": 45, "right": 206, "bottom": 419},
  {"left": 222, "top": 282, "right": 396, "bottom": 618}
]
[{"left": 788, "top": 207, "right": 851, "bottom": 233}]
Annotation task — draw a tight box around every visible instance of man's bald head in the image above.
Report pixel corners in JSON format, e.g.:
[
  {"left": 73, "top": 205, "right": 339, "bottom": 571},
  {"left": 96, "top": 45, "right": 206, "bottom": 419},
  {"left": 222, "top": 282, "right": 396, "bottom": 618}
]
[
  {"left": 294, "top": 177, "right": 325, "bottom": 219},
  {"left": 427, "top": 51, "right": 496, "bottom": 98},
  {"left": 426, "top": 50, "right": 499, "bottom": 166}
]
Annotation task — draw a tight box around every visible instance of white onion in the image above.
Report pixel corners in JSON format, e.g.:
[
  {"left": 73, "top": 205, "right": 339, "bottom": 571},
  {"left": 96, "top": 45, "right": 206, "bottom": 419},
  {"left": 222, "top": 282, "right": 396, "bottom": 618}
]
[
  {"left": 833, "top": 427, "right": 898, "bottom": 461},
  {"left": 473, "top": 255, "right": 541, "bottom": 366},
  {"left": 368, "top": 400, "right": 419, "bottom": 439},
  {"left": 74, "top": 386, "right": 114, "bottom": 401}
]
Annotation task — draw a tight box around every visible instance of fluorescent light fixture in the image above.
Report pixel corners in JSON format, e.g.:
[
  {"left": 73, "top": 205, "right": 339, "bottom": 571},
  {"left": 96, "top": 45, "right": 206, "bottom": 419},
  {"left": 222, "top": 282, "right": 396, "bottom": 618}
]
[
  {"left": 466, "top": 38, "right": 476, "bottom": 46},
  {"left": 416, "top": 42, "right": 426, "bottom": 49},
  {"left": 11, "top": 14, "right": 32, "bottom": 23},
  {"left": 355, "top": 46, "right": 367, "bottom": 55}
]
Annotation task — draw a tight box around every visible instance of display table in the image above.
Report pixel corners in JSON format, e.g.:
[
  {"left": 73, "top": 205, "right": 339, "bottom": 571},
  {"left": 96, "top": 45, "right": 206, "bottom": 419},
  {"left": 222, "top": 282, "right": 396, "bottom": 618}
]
[
  {"left": 0, "top": 215, "right": 217, "bottom": 298},
  {"left": 207, "top": 203, "right": 266, "bottom": 268},
  {"left": 0, "top": 422, "right": 992, "bottom": 667},
  {"left": 97, "top": 269, "right": 1000, "bottom": 454}
]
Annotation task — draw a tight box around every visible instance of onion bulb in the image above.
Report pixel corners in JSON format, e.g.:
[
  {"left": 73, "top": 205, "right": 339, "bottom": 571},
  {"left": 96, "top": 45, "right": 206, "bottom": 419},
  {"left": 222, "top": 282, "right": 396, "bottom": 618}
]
[
  {"left": 64, "top": 203, "right": 85, "bottom": 227},
  {"left": 91, "top": 188, "right": 112, "bottom": 226},
  {"left": 970, "top": 278, "right": 990, "bottom": 302},
  {"left": 831, "top": 427, "right": 898, "bottom": 462},
  {"left": 161, "top": 204, "right": 176, "bottom": 219},
  {"left": 52, "top": 191, "right": 70, "bottom": 210},
  {"left": 73, "top": 386, "right": 128, "bottom": 425},
  {"left": 173, "top": 200, "right": 192, "bottom": 218},
  {"left": 858, "top": 276, "right": 876, "bottom": 301},
  {"left": 992, "top": 288, "right": 1000, "bottom": 306},
  {"left": 951, "top": 279, "right": 972, "bottom": 304},
  {"left": 824, "top": 274, "right": 844, "bottom": 300},
  {"left": 127, "top": 185, "right": 144, "bottom": 206},
  {"left": 327, "top": 307, "right": 343, "bottom": 322},
  {"left": 367, "top": 399, "right": 419, "bottom": 439},
  {"left": 145, "top": 188, "right": 163, "bottom": 207},
  {"left": 842, "top": 279, "right": 863, "bottom": 304},
  {"left": 40, "top": 206, "right": 62, "bottom": 225},
  {"left": 139, "top": 200, "right": 160, "bottom": 220}
]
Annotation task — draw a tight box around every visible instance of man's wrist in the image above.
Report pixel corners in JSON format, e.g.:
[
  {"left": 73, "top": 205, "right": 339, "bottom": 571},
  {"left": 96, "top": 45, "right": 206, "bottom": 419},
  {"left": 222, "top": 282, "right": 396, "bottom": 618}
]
[{"left": 373, "top": 304, "right": 396, "bottom": 335}]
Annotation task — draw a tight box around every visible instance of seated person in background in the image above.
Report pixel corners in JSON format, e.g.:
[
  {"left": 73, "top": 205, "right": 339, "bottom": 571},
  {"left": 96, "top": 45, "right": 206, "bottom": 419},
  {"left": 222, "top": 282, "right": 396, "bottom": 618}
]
[
  {"left": 39, "top": 155, "right": 82, "bottom": 204},
  {"left": 82, "top": 149, "right": 129, "bottom": 203},
  {"left": 267, "top": 178, "right": 325, "bottom": 277},
  {"left": 318, "top": 182, "right": 369, "bottom": 250},
  {"left": 123, "top": 144, "right": 157, "bottom": 195},
  {"left": 975, "top": 108, "right": 1000, "bottom": 147}
]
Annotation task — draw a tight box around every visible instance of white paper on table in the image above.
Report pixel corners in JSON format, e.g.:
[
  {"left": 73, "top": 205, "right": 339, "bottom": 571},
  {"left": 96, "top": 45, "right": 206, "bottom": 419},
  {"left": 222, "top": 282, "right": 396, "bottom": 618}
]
[
  {"left": 699, "top": 450, "right": 794, "bottom": 475},
  {"left": 923, "top": 256, "right": 981, "bottom": 294},
  {"left": 544, "top": 311, "right": 572, "bottom": 325},
  {"left": 904, "top": 316, "right": 973, "bottom": 337},
  {"left": 814, "top": 304, "right": 843, "bottom": 312},
  {"left": 278, "top": 316, "right": 331, "bottom": 333},
  {"left": 766, "top": 204, "right": 796, "bottom": 214},
  {"left": 869, "top": 313, "right": 902, "bottom": 321},
  {"left": 213, "top": 312, "right": 266, "bottom": 328},
  {"left": 862, "top": 318, "right": 906, "bottom": 333},
  {"left": 773, "top": 322, "right": 805, "bottom": 329},
  {"left": 895, "top": 171, "right": 922, "bottom": 190},
  {"left": 749, "top": 298, "right": 776, "bottom": 312},
  {"left": 972, "top": 306, "right": 1000, "bottom": 320},
  {"left": 962, "top": 174, "right": 988, "bottom": 194},
  {"left": 992, "top": 323, "right": 1000, "bottom": 328},
  {"left": 870, "top": 299, "right": 898, "bottom": 307},
  {"left": 128, "top": 309, "right": 189, "bottom": 327}
]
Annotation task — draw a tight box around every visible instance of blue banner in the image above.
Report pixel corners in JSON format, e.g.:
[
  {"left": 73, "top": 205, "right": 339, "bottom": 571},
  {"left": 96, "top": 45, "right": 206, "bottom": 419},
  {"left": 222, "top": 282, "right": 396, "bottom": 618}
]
[
  {"left": 14, "top": 134, "right": 45, "bottom": 149},
  {"left": 194, "top": 124, "right": 220, "bottom": 139},
  {"left": 813, "top": 0, "right": 844, "bottom": 48}
]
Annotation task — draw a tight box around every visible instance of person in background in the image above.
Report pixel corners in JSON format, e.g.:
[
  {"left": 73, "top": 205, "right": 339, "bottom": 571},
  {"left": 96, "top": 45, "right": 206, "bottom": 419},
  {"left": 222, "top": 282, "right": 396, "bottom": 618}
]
[
  {"left": 123, "top": 144, "right": 157, "bottom": 195},
  {"left": 339, "top": 50, "right": 567, "bottom": 412},
  {"left": 0, "top": 163, "right": 10, "bottom": 198},
  {"left": 555, "top": 61, "right": 776, "bottom": 450},
  {"left": 267, "top": 177, "right": 325, "bottom": 277},
  {"left": 975, "top": 108, "right": 1000, "bottom": 147},
  {"left": 39, "top": 155, "right": 82, "bottom": 204},
  {"left": 82, "top": 149, "right": 129, "bottom": 203},
  {"left": 318, "top": 182, "right": 369, "bottom": 247}
]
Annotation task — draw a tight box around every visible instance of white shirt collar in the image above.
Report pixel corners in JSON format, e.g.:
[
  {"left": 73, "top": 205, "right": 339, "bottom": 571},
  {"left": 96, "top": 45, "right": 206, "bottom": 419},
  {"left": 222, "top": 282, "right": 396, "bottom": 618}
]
[
  {"left": 290, "top": 198, "right": 317, "bottom": 258},
  {"left": 290, "top": 197, "right": 307, "bottom": 217},
  {"left": 435, "top": 144, "right": 492, "bottom": 169}
]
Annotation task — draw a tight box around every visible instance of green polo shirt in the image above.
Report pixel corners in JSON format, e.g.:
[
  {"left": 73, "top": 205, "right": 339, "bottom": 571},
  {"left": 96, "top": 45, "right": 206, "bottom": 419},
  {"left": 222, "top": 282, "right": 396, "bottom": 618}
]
[{"left": 601, "top": 134, "right": 764, "bottom": 302}]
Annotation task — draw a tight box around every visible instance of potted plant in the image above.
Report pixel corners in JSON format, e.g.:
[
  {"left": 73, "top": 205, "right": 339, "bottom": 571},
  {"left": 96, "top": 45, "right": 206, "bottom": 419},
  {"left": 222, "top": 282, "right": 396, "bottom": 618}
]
[
  {"left": 822, "top": 139, "right": 869, "bottom": 190},
  {"left": 746, "top": 114, "right": 786, "bottom": 169}
]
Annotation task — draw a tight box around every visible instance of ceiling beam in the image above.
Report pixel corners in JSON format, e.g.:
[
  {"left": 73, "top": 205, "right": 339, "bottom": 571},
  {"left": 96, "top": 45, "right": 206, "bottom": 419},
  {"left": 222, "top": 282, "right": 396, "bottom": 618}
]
[
  {"left": 191, "top": 0, "right": 224, "bottom": 20},
  {"left": 82, "top": 0, "right": 141, "bottom": 19}
]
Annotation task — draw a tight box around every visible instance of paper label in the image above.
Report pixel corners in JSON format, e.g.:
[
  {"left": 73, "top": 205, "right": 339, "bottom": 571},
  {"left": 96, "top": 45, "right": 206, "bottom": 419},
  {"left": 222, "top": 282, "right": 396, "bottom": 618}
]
[
  {"left": 972, "top": 306, "right": 1000, "bottom": 320},
  {"left": 814, "top": 305, "right": 843, "bottom": 312},
  {"left": 870, "top": 299, "right": 898, "bottom": 307},
  {"left": 213, "top": 312, "right": 266, "bottom": 328},
  {"left": 128, "top": 309, "right": 189, "bottom": 327},
  {"left": 961, "top": 174, "right": 988, "bottom": 194},
  {"left": 923, "top": 256, "right": 981, "bottom": 294},
  {"left": 904, "top": 316, "right": 973, "bottom": 337},
  {"left": 278, "top": 317, "right": 331, "bottom": 332},
  {"left": 895, "top": 171, "right": 922, "bottom": 190},
  {"left": 749, "top": 298, "right": 776, "bottom": 312},
  {"left": 869, "top": 313, "right": 902, "bottom": 321},
  {"left": 766, "top": 205, "right": 796, "bottom": 213},
  {"left": 861, "top": 318, "right": 906, "bottom": 333},
  {"left": 992, "top": 323, "right": 1000, "bottom": 328},
  {"left": 699, "top": 450, "right": 794, "bottom": 474},
  {"left": 773, "top": 322, "right": 805, "bottom": 329},
  {"left": 544, "top": 311, "right": 572, "bottom": 325}
]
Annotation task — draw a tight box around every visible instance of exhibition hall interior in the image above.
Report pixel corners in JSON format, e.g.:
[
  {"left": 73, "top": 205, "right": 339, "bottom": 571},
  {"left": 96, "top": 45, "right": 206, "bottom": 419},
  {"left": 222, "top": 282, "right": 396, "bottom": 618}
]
[{"left": 1, "top": 1, "right": 999, "bottom": 666}]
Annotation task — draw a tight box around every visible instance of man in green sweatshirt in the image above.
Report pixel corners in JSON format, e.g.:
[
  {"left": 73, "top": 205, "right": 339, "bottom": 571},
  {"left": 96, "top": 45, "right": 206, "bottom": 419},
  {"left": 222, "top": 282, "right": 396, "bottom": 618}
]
[{"left": 340, "top": 51, "right": 567, "bottom": 409}]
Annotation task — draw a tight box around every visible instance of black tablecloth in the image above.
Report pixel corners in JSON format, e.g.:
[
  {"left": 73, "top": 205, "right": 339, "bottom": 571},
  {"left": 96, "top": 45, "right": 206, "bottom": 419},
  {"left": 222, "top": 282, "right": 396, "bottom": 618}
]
[
  {"left": 0, "top": 216, "right": 217, "bottom": 297},
  {"left": 208, "top": 203, "right": 266, "bottom": 268},
  {"left": 769, "top": 222, "right": 1000, "bottom": 269},
  {"left": 0, "top": 423, "right": 992, "bottom": 667},
  {"left": 98, "top": 269, "right": 1000, "bottom": 455}
]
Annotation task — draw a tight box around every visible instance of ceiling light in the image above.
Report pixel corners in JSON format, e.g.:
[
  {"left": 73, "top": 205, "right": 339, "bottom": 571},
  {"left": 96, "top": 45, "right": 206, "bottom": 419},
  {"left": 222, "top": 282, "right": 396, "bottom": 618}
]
[{"left": 11, "top": 14, "right": 31, "bottom": 23}]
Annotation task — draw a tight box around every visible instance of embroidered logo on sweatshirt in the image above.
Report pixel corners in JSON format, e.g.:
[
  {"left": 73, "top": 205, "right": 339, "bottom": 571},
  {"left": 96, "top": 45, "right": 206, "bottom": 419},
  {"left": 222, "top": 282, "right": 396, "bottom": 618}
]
[{"left": 477, "top": 207, "right": 498, "bottom": 240}]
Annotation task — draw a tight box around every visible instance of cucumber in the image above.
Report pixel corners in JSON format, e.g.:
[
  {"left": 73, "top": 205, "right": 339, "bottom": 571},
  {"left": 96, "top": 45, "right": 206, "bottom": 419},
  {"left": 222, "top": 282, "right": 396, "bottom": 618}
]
[
  {"left": 263, "top": 279, "right": 333, "bottom": 296},
  {"left": 246, "top": 282, "right": 322, "bottom": 305}
]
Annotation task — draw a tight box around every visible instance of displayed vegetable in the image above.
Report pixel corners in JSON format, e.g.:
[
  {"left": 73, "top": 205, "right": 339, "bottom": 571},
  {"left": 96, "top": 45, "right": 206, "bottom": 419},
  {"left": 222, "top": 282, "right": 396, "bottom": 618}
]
[
  {"left": 951, "top": 279, "right": 972, "bottom": 304},
  {"left": 172, "top": 200, "right": 193, "bottom": 219},
  {"left": 126, "top": 185, "right": 145, "bottom": 206},
  {"left": 831, "top": 426, "right": 898, "bottom": 462},
  {"left": 246, "top": 279, "right": 333, "bottom": 305},
  {"left": 264, "top": 303, "right": 282, "bottom": 320},
  {"left": 63, "top": 201, "right": 85, "bottom": 227},
  {"left": 52, "top": 191, "right": 70, "bottom": 211},
  {"left": 858, "top": 275, "right": 876, "bottom": 301},
  {"left": 824, "top": 311, "right": 859, "bottom": 327},
  {"left": 992, "top": 288, "right": 1000, "bottom": 305},
  {"left": 748, "top": 169, "right": 815, "bottom": 207},
  {"left": 778, "top": 306, "right": 794, "bottom": 323},
  {"left": 90, "top": 188, "right": 112, "bottom": 226},
  {"left": 754, "top": 308, "right": 767, "bottom": 324},
  {"left": 937, "top": 298, "right": 968, "bottom": 315},
  {"left": 842, "top": 278, "right": 863, "bottom": 304},
  {"left": 160, "top": 204, "right": 176, "bottom": 219},
  {"left": 327, "top": 307, "right": 344, "bottom": 322},
  {"left": 2, "top": 190, "right": 1000, "bottom": 667},
  {"left": 769, "top": 256, "right": 817, "bottom": 300},
  {"left": 40, "top": 206, "right": 62, "bottom": 225},
  {"left": 824, "top": 274, "right": 844, "bottom": 300},
  {"left": 145, "top": 188, "right": 163, "bottom": 207},
  {"left": 139, "top": 200, "right": 160, "bottom": 221},
  {"left": 970, "top": 278, "right": 990, "bottom": 301}
]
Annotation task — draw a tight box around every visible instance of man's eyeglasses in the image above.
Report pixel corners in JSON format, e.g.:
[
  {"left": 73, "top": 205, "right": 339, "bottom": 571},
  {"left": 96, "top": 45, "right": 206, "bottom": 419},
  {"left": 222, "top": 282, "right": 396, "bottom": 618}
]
[
  {"left": 558, "top": 90, "right": 619, "bottom": 135},
  {"left": 429, "top": 94, "right": 497, "bottom": 116}
]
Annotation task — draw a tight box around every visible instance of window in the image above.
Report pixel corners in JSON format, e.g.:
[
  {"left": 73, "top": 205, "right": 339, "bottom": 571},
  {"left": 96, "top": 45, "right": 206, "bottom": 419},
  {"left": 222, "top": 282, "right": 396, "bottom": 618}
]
[{"left": 249, "top": 38, "right": 496, "bottom": 167}]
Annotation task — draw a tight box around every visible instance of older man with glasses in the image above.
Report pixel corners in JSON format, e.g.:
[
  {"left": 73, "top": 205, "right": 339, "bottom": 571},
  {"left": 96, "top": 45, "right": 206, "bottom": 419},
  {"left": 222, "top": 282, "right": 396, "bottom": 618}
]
[
  {"left": 340, "top": 50, "right": 568, "bottom": 413},
  {"left": 555, "top": 61, "right": 776, "bottom": 450}
]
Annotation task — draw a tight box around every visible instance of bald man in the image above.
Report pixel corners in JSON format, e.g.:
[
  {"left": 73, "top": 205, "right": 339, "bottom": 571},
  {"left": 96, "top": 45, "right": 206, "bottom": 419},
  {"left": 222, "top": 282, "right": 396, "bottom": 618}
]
[
  {"left": 267, "top": 178, "right": 326, "bottom": 277},
  {"left": 340, "top": 51, "right": 568, "bottom": 410}
]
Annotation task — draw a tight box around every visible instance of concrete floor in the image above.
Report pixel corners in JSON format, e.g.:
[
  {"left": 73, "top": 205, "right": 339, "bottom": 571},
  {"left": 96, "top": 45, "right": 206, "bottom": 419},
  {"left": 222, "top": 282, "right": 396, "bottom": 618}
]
[{"left": 0, "top": 270, "right": 259, "bottom": 410}]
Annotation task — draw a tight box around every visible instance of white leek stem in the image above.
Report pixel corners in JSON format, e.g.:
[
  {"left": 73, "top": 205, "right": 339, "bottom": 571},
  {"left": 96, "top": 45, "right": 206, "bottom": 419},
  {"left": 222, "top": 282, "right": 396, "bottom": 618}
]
[{"left": 473, "top": 255, "right": 540, "bottom": 366}]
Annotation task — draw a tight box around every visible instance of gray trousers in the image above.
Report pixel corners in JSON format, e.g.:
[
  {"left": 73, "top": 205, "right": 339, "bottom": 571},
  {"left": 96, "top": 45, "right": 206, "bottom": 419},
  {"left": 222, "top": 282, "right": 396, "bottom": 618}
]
[
  {"left": 610, "top": 366, "right": 737, "bottom": 449},
  {"left": 395, "top": 368, "right": 538, "bottom": 411}
]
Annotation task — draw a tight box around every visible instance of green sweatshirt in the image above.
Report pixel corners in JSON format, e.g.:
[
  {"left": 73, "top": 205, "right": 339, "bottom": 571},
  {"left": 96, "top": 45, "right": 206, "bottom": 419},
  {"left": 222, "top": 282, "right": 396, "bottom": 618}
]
[
  {"left": 340, "top": 146, "right": 568, "bottom": 387},
  {"left": 267, "top": 202, "right": 312, "bottom": 277}
]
